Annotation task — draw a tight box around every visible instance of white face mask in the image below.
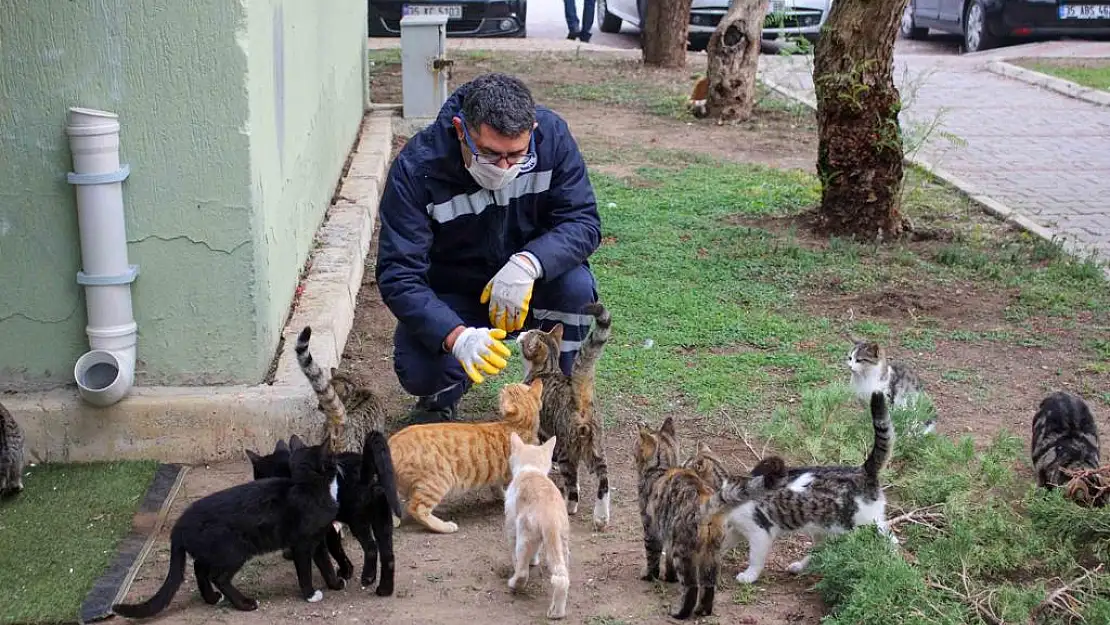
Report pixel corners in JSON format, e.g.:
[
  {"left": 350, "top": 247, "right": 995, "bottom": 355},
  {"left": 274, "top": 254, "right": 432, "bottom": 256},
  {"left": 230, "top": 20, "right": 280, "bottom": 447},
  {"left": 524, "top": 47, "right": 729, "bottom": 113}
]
[{"left": 466, "top": 157, "right": 521, "bottom": 191}]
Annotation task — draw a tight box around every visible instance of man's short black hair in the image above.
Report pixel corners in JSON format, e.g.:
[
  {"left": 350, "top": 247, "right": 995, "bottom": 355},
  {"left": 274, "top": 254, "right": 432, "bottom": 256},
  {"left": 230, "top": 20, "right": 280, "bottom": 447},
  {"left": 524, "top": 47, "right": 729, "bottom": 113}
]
[{"left": 460, "top": 73, "right": 536, "bottom": 137}]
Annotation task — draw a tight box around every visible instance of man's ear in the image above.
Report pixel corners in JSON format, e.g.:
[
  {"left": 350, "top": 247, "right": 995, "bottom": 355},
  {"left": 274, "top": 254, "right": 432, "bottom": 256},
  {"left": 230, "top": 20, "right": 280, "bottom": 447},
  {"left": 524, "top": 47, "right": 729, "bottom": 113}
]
[{"left": 451, "top": 116, "right": 464, "bottom": 139}]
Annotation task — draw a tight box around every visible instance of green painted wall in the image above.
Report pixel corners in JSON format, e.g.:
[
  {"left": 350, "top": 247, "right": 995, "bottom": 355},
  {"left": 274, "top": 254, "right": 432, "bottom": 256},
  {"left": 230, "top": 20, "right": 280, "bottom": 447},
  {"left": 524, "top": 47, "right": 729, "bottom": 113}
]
[
  {"left": 0, "top": 0, "right": 367, "bottom": 390},
  {"left": 245, "top": 0, "right": 368, "bottom": 374}
]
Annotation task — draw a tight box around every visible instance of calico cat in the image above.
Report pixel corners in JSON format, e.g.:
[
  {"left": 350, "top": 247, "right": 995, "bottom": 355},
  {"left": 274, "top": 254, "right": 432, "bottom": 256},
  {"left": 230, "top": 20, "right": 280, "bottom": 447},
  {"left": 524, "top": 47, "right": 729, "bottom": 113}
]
[
  {"left": 112, "top": 443, "right": 343, "bottom": 617},
  {"left": 1031, "top": 391, "right": 1101, "bottom": 489},
  {"left": 388, "top": 379, "right": 544, "bottom": 534},
  {"left": 846, "top": 337, "right": 935, "bottom": 434},
  {"left": 687, "top": 76, "right": 709, "bottom": 119},
  {"left": 296, "top": 326, "right": 388, "bottom": 452},
  {"left": 634, "top": 417, "right": 786, "bottom": 619},
  {"left": 504, "top": 432, "right": 572, "bottom": 620},
  {"left": 720, "top": 392, "right": 897, "bottom": 584},
  {"left": 0, "top": 400, "right": 26, "bottom": 496},
  {"left": 250, "top": 432, "right": 403, "bottom": 595},
  {"left": 517, "top": 301, "right": 612, "bottom": 530}
]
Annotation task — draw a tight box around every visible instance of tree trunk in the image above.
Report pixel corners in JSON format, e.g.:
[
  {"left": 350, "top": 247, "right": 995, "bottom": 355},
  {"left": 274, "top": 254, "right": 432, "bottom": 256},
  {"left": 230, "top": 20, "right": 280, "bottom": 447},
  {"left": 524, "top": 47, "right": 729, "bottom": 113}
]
[
  {"left": 642, "top": 0, "right": 694, "bottom": 68},
  {"left": 813, "top": 0, "right": 907, "bottom": 240},
  {"left": 705, "top": 0, "right": 766, "bottom": 121}
]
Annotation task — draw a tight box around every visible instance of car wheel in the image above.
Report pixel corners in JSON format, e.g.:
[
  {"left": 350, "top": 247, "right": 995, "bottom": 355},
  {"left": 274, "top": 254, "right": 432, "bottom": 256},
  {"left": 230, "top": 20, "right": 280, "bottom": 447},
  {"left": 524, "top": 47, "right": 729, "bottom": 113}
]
[
  {"left": 900, "top": 2, "right": 929, "bottom": 40},
  {"left": 598, "top": 0, "right": 623, "bottom": 33},
  {"left": 962, "top": 0, "right": 997, "bottom": 53}
]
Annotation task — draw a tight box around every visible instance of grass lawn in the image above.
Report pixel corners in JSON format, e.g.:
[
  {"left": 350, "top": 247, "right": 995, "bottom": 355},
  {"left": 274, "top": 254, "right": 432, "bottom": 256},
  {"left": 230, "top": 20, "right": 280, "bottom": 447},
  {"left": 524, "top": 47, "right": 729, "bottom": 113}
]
[
  {"left": 1016, "top": 58, "right": 1110, "bottom": 91},
  {"left": 339, "top": 49, "right": 1110, "bottom": 623},
  {"left": 0, "top": 461, "right": 159, "bottom": 625}
]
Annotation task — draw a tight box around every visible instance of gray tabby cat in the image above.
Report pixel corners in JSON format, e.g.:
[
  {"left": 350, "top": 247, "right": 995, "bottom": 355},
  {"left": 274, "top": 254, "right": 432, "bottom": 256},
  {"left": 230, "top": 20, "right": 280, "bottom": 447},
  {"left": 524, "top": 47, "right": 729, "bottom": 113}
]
[
  {"left": 517, "top": 302, "right": 612, "bottom": 530},
  {"left": 0, "top": 400, "right": 26, "bottom": 496},
  {"left": 720, "top": 392, "right": 897, "bottom": 584},
  {"left": 295, "top": 326, "right": 388, "bottom": 451},
  {"left": 846, "top": 338, "right": 935, "bottom": 434},
  {"left": 1031, "top": 391, "right": 1100, "bottom": 488}
]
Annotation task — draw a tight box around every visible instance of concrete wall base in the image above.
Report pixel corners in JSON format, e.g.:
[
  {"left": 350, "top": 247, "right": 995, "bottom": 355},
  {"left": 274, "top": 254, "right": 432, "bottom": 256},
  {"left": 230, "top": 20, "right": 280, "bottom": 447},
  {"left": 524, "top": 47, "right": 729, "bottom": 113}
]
[{"left": 5, "top": 110, "right": 396, "bottom": 465}]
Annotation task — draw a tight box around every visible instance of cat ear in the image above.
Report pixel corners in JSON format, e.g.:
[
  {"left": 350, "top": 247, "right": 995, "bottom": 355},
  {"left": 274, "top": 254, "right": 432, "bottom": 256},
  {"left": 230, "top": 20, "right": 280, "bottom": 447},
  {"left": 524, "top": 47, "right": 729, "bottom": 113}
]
[
  {"left": 330, "top": 367, "right": 340, "bottom": 378},
  {"left": 529, "top": 378, "right": 544, "bottom": 397},
  {"left": 696, "top": 440, "right": 711, "bottom": 455},
  {"left": 510, "top": 431, "right": 523, "bottom": 452},
  {"left": 245, "top": 449, "right": 261, "bottom": 463},
  {"left": 289, "top": 434, "right": 305, "bottom": 451},
  {"left": 274, "top": 439, "right": 289, "bottom": 453},
  {"left": 660, "top": 416, "right": 676, "bottom": 438},
  {"left": 549, "top": 323, "right": 565, "bottom": 344},
  {"left": 544, "top": 436, "right": 557, "bottom": 454}
]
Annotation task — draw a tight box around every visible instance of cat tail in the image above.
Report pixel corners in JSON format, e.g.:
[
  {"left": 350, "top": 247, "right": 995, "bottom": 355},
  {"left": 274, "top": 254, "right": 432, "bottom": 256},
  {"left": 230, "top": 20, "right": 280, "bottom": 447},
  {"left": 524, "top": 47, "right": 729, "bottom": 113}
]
[
  {"left": 112, "top": 532, "right": 187, "bottom": 618},
  {"left": 295, "top": 326, "right": 347, "bottom": 452},
  {"left": 570, "top": 302, "right": 612, "bottom": 393},
  {"left": 863, "top": 392, "right": 895, "bottom": 484},
  {"left": 362, "top": 430, "right": 402, "bottom": 518},
  {"left": 541, "top": 518, "right": 570, "bottom": 594},
  {"left": 704, "top": 456, "right": 787, "bottom": 513}
]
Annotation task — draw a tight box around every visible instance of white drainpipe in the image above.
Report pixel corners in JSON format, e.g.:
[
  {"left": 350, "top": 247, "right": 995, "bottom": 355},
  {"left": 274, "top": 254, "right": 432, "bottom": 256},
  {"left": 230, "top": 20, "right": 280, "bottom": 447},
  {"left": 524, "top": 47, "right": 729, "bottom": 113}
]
[{"left": 65, "top": 107, "right": 140, "bottom": 407}]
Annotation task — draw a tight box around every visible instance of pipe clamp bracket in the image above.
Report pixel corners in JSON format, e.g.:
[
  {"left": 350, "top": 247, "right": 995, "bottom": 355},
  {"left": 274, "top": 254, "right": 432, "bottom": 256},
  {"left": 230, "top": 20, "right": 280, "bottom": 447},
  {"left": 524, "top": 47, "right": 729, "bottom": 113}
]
[
  {"left": 67, "top": 164, "right": 130, "bottom": 186},
  {"left": 77, "top": 264, "right": 140, "bottom": 286}
]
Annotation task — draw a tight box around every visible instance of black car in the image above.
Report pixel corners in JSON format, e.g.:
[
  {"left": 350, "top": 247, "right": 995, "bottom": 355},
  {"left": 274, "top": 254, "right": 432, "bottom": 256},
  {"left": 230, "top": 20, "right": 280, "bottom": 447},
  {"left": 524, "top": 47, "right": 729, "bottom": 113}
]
[
  {"left": 369, "top": 0, "right": 527, "bottom": 37},
  {"left": 901, "top": 0, "right": 1110, "bottom": 52}
]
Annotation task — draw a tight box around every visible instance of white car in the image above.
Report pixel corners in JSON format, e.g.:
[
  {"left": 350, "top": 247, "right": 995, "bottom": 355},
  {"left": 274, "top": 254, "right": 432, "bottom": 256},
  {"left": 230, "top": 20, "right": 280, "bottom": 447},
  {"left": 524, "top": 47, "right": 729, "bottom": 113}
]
[{"left": 597, "top": 0, "right": 832, "bottom": 51}]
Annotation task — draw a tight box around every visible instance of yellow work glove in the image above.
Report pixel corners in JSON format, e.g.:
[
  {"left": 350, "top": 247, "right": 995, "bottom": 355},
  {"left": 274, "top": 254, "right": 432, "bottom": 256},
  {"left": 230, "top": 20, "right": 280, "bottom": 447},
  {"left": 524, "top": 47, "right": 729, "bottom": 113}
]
[
  {"left": 480, "top": 253, "right": 541, "bottom": 332},
  {"left": 450, "top": 327, "right": 512, "bottom": 384}
]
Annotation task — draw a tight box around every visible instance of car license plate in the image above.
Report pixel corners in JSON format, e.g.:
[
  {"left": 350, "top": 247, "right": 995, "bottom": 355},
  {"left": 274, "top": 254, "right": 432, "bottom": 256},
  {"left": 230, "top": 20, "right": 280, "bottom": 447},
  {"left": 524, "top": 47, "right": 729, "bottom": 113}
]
[
  {"left": 402, "top": 4, "right": 463, "bottom": 19},
  {"left": 1058, "top": 4, "right": 1110, "bottom": 19}
]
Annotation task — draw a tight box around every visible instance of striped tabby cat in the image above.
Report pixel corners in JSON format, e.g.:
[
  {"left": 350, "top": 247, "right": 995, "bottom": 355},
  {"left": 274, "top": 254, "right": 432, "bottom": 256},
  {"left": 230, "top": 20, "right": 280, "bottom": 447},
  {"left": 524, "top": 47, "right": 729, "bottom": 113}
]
[
  {"left": 634, "top": 416, "right": 785, "bottom": 619},
  {"left": 722, "top": 392, "right": 897, "bottom": 584},
  {"left": 1031, "top": 391, "right": 1100, "bottom": 488},
  {"left": 517, "top": 301, "right": 612, "bottom": 530},
  {"left": 296, "top": 326, "right": 388, "bottom": 452},
  {"left": 846, "top": 338, "right": 935, "bottom": 434},
  {"left": 388, "top": 380, "right": 544, "bottom": 534},
  {"left": 0, "top": 400, "right": 25, "bottom": 496},
  {"left": 682, "top": 440, "right": 728, "bottom": 489}
]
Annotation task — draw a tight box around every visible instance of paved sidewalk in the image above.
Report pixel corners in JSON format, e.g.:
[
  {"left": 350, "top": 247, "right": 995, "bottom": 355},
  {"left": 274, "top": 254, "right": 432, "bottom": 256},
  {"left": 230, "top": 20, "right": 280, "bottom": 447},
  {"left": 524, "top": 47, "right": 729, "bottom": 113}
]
[{"left": 758, "top": 42, "right": 1110, "bottom": 266}]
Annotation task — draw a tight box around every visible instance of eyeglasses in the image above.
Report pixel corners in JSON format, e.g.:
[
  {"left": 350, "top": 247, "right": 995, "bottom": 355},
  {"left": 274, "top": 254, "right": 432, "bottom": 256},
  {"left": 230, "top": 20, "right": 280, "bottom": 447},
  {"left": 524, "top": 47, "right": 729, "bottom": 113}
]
[{"left": 459, "top": 114, "right": 536, "bottom": 167}]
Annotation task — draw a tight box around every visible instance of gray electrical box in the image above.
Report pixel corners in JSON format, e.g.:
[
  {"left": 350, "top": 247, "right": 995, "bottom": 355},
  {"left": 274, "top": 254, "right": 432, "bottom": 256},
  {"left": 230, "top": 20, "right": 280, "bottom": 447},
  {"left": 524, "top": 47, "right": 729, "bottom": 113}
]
[{"left": 400, "top": 14, "right": 451, "bottom": 121}]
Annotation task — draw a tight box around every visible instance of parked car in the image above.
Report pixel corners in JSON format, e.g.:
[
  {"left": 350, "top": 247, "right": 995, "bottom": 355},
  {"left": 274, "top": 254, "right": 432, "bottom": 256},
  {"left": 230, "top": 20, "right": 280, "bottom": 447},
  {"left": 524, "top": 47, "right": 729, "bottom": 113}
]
[
  {"left": 597, "top": 0, "right": 832, "bottom": 50},
  {"left": 901, "top": 0, "right": 1110, "bottom": 53},
  {"left": 368, "top": 0, "right": 527, "bottom": 38}
]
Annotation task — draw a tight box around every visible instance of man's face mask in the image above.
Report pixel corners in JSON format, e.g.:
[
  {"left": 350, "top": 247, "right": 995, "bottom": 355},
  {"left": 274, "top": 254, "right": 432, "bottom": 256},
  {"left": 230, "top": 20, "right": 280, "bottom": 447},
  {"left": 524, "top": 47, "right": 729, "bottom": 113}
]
[{"left": 457, "top": 115, "right": 536, "bottom": 191}]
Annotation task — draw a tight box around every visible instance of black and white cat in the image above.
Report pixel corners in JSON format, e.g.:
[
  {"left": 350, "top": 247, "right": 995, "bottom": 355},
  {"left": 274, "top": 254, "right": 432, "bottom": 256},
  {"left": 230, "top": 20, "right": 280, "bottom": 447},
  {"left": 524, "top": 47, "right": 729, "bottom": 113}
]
[
  {"left": 846, "top": 338, "right": 935, "bottom": 435},
  {"left": 720, "top": 392, "right": 897, "bottom": 584},
  {"left": 113, "top": 442, "right": 343, "bottom": 617}
]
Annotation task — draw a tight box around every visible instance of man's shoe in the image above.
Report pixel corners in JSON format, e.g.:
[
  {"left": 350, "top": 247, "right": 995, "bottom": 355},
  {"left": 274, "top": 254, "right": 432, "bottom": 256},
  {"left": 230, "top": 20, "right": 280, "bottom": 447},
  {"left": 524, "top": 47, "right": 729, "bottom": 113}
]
[
  {"left": 579, "top": 32, "right": 592, "bottom": 43},
  {"left": 396, "top": 400, "right": 457, "bottom": 429},
  {"left": 566, "top": 31, "right": 580, "bottom": 40}
]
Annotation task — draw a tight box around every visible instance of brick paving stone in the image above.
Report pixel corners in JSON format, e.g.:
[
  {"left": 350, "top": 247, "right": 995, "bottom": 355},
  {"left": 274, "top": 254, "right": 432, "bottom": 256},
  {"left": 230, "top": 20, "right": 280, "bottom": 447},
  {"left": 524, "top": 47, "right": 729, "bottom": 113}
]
[{"left": 759, "top": 47, "right": 1110, "bottom": 268}]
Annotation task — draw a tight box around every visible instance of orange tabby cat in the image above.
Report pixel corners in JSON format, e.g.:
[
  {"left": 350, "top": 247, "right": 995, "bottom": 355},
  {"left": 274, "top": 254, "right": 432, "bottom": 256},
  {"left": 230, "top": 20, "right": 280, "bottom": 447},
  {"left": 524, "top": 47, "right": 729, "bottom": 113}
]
[{"left": 389, "top": 379, "right": 544, "bottom": 534}]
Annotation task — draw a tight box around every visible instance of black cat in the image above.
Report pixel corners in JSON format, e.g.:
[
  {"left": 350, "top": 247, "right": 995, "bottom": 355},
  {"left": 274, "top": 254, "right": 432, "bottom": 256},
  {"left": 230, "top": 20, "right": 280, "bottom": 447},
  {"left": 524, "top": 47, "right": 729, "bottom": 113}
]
[
  {"left": 249, "top": 431, "right": 401, "bottom": 595},
  {"left": 112, "top": 443, "right": 344, "bottom": 617}
]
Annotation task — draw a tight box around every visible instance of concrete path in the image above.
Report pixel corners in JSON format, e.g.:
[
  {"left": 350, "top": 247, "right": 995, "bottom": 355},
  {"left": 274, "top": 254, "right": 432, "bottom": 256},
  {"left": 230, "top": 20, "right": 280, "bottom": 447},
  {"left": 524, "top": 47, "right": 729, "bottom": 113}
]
[{"left": 759, "top": 41, "right": 1110, "bottom": 266}]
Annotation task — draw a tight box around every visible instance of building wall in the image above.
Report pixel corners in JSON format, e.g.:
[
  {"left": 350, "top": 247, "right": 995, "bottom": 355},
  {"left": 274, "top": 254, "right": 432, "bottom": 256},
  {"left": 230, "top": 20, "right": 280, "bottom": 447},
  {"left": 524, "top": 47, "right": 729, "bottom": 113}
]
[
  {"left": 0, "top": 0, "right": 366, "bottom": 390},
  {"left": 245, "top": 0, "right": 368, "bottom": 375}
]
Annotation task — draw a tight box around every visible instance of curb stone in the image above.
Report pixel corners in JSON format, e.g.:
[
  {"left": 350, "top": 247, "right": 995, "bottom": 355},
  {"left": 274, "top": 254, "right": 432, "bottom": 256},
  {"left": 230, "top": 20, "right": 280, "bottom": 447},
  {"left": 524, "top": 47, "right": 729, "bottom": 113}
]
[
  {"left": 757, "top": 74, "right": 1110, "bottom": 281},
  {"left": 986, "top": 60, "right": 1110, "bottom": 108}
]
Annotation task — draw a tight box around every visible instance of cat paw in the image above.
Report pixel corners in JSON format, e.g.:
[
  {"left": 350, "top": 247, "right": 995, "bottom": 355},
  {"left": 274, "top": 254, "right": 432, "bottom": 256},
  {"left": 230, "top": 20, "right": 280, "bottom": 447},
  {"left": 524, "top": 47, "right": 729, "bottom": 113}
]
[
  {"left": 202, "top": 592, "right": 222, "bottom": 605},
  {"left": 439, "top": 521, "right": 459, "bottom": 533},
  {"left": 735, "top": 570, "right": 761, "bottom": 584},
  {"left": 306, "top": 589, "right": 324, "bottom": 603},
  {"left": 567, "top": 500, "right": 579, "bottom": 515},
  {"left": 530, "top": 552, "right": 541, "bottom": 567},
  {"left": 639, "top": 568, "right": 659, "bottom": 582},
  {"left": 234, "top": 598, "right": 259, "bottom": 611},
  {"left": 508, "top": 574, "right": 528, "bottom": 592},
  {"left": 326, "top": 577, "right": 346, "bottom": 591},
  {"left": 663, "top": 571, "right": 678, "bottom": 584},
  {"left": 786, "top": 560, "right": 808, "bottom": 574},
  {"left": 546, "top": 605, "right": 567, "bottom": 619},
  {"left": 337, "top": 563, "right": 355, "bottom": 580},
  {"left": 375, "top": 583, "right": 394, "bottom": 597},
  {"left": 392, "top": 515, "right": 402, "bottom": 529},
  {"left": 361, "top": 574, "right": 377, "bottom": 588}
]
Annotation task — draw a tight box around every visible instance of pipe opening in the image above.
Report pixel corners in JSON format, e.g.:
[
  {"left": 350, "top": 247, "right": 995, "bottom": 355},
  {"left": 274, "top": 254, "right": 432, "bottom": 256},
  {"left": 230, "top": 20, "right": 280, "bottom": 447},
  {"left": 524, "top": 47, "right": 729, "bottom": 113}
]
[{"left": 82, "top": 361, "right": 119, "bottom": 391}]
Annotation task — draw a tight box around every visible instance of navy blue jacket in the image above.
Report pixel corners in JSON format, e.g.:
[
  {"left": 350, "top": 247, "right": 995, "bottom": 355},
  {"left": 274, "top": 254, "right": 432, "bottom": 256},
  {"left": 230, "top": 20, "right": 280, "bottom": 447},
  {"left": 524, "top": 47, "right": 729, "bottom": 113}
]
[{"left": 375, "top": 83, "right": 602, "bottom": 354}]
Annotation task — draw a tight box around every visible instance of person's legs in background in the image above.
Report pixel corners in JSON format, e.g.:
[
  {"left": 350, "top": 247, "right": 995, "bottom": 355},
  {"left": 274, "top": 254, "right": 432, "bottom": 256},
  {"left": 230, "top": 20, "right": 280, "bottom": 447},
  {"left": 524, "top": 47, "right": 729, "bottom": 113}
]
[
  {"left": 529, "top": 264, "right": 600, "bottom": 376},
  {"left": 578, "top": 0, "right": 597, "bottom": 42},
  {"left": 563, "top": 0, "right": 582, "bottom": 39}
]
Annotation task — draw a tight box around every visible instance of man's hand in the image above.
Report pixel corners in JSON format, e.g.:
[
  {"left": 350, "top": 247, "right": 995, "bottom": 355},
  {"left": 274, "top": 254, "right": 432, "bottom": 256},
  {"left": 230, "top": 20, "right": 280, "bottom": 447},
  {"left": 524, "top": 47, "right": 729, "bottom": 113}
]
[
  {"left": 480, "top": 254, "right": 541, "bottom": 332},
  {"left": 449, "top": 327, "right": 512, "bottom": 384}
]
